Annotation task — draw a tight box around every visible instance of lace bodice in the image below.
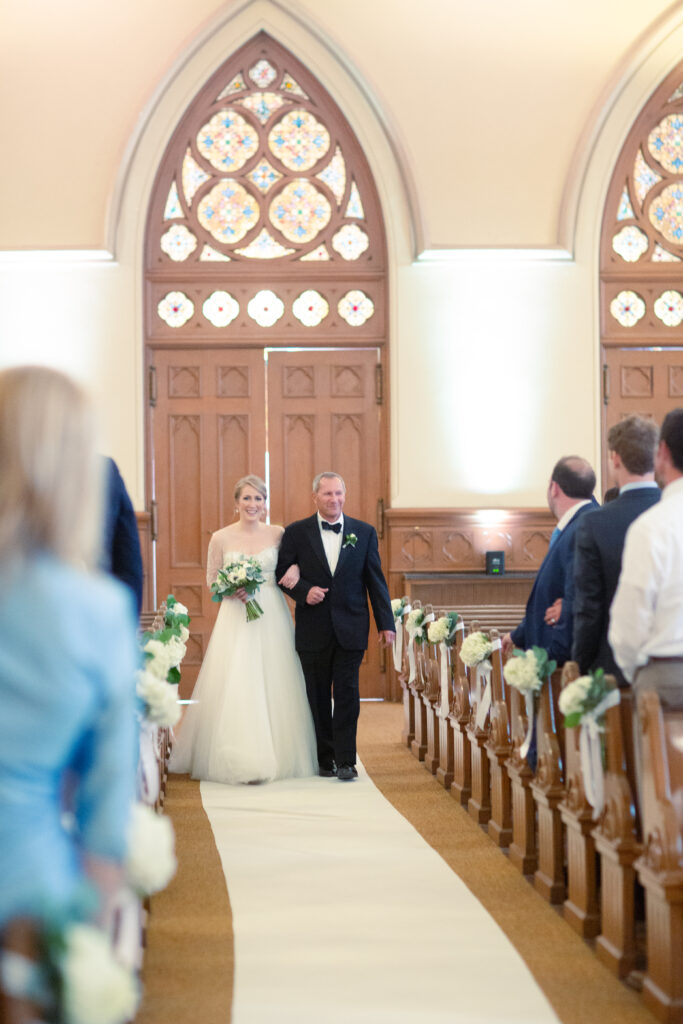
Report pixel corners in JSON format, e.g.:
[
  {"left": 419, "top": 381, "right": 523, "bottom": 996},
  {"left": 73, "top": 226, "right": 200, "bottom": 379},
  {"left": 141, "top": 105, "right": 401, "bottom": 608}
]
[{"left": 206, "top": 533, "right": 279, "bottom": 587}]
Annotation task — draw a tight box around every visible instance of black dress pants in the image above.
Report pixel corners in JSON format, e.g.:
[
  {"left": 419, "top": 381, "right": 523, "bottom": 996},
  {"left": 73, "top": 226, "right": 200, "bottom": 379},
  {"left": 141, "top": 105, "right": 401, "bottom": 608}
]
[{"left": 298, "top": 641, "right": 364, "bottom": 769}]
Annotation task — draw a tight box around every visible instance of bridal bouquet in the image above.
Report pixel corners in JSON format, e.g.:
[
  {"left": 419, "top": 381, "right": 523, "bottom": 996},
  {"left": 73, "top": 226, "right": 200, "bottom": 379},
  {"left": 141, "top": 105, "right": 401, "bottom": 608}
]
[{"left": 211, "top": 556, "right": 266, "bottom": 621}]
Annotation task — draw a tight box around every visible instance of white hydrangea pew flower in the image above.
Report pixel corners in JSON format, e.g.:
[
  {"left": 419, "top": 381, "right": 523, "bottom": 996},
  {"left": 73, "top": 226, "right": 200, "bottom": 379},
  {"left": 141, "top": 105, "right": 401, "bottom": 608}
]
[
  {"left": 558, "top": 675, "right": 593, "bottom": 717},
  {"left": 61, "top": 923, "right": 140, "bottom": 1024},
  {"left": 125, "top": 802, "right": 177, "bottom": 896},
  {"left": 503, "top": 649, "right": 544, "bottom": 694},
  {"left": 136, "top": 670, "right": 181, "bottom": 727}
]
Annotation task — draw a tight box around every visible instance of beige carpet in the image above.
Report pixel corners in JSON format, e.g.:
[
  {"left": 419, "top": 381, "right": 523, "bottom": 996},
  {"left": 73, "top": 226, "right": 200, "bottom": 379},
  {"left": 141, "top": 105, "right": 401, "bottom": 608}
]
[{"left": 136, "top": 702, "right": 655, "bottom": 1024}]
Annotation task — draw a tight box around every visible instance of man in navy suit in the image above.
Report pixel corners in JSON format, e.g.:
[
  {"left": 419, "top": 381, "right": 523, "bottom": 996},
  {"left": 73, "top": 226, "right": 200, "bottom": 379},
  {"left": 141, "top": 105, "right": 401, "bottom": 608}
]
[
  {"left": 572, "top": 416, "right": 660, "bottom": 686},
  {"left": 502, "top": 456, "right": 597, "bottom": 665},
  {"left": 101, "top": 456, "right": 144, "bottom": 617},
  {"left": 276, "top": 472, "right": 395, "bottom": 781}
]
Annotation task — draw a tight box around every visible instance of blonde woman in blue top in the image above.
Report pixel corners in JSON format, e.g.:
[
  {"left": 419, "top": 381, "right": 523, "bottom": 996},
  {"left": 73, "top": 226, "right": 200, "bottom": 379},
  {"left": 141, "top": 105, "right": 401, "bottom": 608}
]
[{"left": 0, "top": 366, "right": 139, "bottom": 929}]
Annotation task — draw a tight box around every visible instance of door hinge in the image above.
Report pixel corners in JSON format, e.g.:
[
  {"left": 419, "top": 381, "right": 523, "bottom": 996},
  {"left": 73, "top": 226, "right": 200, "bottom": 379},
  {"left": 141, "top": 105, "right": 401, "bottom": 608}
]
[
  {"left": 375, "top": 364, "right": 383, "bottom": 405},
  {"left": 150, "top": 500, "right": 159, "bottom": 542},
  {"left": 602, "top": 364, "right": 610, "bottom": 406},
  {"left": 376, "top": 497, "right": 385, "bottom": 539},
  {"left": 148, "top": 365, "right": 157, "bottom": 407}
]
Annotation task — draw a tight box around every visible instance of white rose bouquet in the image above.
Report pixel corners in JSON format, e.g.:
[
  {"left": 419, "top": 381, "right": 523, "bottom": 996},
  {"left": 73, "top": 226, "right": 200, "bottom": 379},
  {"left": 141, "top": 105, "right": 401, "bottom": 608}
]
[
  {"left": 391, "top": 597, "right": 408, "bottom": 622},
  {"left": 211, "top": 556, "right": 266, "bottom": 622},
  {"left": 503, "top": 646, "right": 556, "bottom": 694},
  {"left": 405, "top": 607, "right": 427, "bottom": 645},
  {"left": 459, "top": 630, "right": 493, "bottom": 668},
  {"left": 428, "top": 611, "right": 459, "bottom": 645},
  {"left": 163, "top": 595, "right": 190, "bottom": 631},
  {"left": 125, "top": 802, "right": 177, "bottom": 896},
  {"left": 559, "top": 667, "right": 613, "bottom": 728}
]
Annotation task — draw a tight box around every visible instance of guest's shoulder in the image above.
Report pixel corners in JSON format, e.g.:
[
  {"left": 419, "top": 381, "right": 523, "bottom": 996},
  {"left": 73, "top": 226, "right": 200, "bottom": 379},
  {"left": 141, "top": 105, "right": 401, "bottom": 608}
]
[{"left": 30, "top": 556, "right": 135, "bottom": 631}]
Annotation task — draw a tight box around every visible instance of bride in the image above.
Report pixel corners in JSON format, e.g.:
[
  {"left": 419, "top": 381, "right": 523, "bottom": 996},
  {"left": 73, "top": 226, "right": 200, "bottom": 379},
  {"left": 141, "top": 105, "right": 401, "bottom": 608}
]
[{"left": 170, "top": 475, "right": 318, "bottom": 784}]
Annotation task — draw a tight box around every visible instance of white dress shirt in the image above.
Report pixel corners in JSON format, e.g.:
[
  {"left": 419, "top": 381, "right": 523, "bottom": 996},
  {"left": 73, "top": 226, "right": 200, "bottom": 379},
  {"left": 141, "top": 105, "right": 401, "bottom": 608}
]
[
  {"left": 555, "top": 499, "right": 592, "bottom": 534},
  {"left": 609, "top": 476, "right": 683, "bottom": 682},
  {"left": 318, "top": 512, "right": 343, "bottom": 574}
]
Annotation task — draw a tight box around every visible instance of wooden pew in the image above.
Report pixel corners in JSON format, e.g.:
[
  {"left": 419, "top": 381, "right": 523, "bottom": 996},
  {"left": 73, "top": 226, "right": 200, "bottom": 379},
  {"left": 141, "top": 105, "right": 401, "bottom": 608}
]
[
  {"left": 558, "top": 661, "right": 601, "bottom": 938},
  {"left": 450, "top": 623, "right": 472, "bottom": 807},
  {"left": 395, "top": 601, "right": 415, "bottom": 750},
  {"left": 531, "top": 668, "right": 566, "bottom": 903},
  {"left": 486, "top": 637, "right": 512, "bottom": 847},
  {"left": 593, "top": 688, "right": 641, "bottom": 978},
  {"left": 507, "top": 680, "right": 537, "bottom": 874},
  {"left": 420, "top": 605, "right": 441, "bottom": 775},
  {"left": 636, "top": 690, "right": 683, "bottom": 1022},
  {"left": 407, "top": 601, "right": 428, "bottom": 762},
  {"left": 435, "top": 613, "right": 458, "bottom": 791},
  {"left": 466, "top": 624, "right": 494, "bottom": 825}
]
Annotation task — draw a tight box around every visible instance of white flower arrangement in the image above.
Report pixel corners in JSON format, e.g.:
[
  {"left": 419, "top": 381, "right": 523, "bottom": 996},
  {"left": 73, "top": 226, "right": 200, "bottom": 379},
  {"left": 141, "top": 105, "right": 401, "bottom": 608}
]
[
  {"left": 142, "top": 639, "right": 176, "bottom": 680},
  {"left": 60, "top": 923, "right": 140, "bottom": 1024},
  {"left": 125, "top": 802, "right": 177, "bottom": 896},
  {"left": 165, "top": 600, "right": 188, "bottom": 618},
  {"left": 391, "top": 597, "right": 407, "bottom": 619},
  {"left": 427, "top": 611, "right": 459, "bottom": 645},
  {"left": 136, "top": 670, "right": 181, "bottom": 727},
  {"left": 405, "top": 607, "right": 426, "bottom": 644},
  {"left": 504, "top": 646, "right": 555, "bottom": 694},
  {"left": 459, "top": 631, "right": 493, "bottom": 668},
  {"left": 559, "top": 668, "right": 613, "bottom": 728}
]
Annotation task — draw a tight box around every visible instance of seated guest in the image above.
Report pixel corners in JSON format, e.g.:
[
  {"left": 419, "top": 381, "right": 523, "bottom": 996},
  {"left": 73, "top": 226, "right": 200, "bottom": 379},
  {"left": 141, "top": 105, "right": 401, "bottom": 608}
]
[
  {"left": 609, "top": 408, "right": 683, "bottom": 705},
  {"left": 0, "top": 366, "right": 139, "bottom": 930},
  {"left": 503, "top": 456, "right": 596, "bottom": 666},
  {"left": 572, "top": 416, "right": 660, "bottom": 685},
  {"left": 101, "top": 456, "right": 144, "bottom": 617}
]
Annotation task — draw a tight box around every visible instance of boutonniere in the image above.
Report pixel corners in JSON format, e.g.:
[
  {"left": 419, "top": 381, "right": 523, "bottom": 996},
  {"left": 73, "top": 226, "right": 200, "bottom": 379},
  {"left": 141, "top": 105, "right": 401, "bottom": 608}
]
[{"left": 343, "top": 532, "right": 358, "bottom": 549}]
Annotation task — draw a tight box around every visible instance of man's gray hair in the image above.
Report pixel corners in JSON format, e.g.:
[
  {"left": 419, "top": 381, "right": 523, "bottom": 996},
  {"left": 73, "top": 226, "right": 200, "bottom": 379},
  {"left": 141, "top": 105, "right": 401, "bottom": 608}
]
[{"left": 312, "top": 471, "right": 346, "bottom": 493}]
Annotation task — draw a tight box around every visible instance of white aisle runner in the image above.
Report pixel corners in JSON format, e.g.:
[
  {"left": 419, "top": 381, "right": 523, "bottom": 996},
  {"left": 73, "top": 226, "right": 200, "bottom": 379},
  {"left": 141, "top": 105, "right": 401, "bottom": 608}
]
[{"left": 201, "top": 766, "right": 560, "bottom": 1024}]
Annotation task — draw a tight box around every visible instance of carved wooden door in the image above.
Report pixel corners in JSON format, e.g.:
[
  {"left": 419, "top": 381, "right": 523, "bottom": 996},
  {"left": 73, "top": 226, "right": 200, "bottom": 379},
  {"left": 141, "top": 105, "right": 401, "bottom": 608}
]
[
  {"left": 267, "top": 347, "right": 384, "bottom": 698},
  {"left": 602, "top": 346, "right": 683, "bottom": 485},
  {"left": 149, "top": 348, "right": 266, "bottom": 695},
  {"left": 150, "top": 345, "right": 387, "bottom": 698}
]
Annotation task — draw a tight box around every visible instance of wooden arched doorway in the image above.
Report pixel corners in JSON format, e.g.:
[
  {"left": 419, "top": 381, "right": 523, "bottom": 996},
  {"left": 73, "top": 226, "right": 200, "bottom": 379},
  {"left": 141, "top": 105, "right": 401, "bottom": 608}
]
[{"left": 144, "top": 32, "right": 389, "bottom": 697}]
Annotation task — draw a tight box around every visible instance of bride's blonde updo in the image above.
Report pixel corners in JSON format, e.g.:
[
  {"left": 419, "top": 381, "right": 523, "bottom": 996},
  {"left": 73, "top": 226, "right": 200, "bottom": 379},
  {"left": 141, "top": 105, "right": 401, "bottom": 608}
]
[{"left": 234, "top": 475, "right": 267, "bottom": 501}]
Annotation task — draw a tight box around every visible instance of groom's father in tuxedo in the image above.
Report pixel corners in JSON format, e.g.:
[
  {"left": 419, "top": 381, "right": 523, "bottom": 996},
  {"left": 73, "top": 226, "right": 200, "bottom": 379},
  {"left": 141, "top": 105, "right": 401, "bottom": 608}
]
[{"left": 277, "top": 472, "right": 395, "bottom": 781}]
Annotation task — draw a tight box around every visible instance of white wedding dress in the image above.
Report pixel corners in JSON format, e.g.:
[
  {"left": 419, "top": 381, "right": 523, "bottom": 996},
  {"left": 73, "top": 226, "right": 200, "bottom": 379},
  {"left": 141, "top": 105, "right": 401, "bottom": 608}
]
[{"left": 170, "top": 544, "right": 318, "bottom": 784}]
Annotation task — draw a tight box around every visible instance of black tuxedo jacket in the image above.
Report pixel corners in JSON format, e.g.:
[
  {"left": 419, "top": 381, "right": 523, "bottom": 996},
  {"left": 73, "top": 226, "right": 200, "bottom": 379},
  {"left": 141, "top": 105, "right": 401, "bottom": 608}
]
[
  {"left": 510, "top": 501, "right": 595, "bottom": 665},
  {"left": 571, "top": 485, "right": 660, "bottom": 683},
  {"left": 101, "top": 457, "right": 143, "bottom": 616},
  {"left": 276, "top": 514, "right": 394, "bottom": 652}
]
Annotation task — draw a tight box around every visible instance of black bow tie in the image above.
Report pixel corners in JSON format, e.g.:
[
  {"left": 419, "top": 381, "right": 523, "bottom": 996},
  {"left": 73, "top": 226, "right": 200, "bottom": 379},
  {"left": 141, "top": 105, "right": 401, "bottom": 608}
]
[{"left": 321, "top": 521, "right": 342, "bottom": 534}]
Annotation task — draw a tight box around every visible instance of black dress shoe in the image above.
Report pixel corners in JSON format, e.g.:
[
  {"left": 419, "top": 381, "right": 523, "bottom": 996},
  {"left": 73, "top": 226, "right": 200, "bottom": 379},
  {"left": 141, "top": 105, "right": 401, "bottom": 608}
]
[
  {"left": 337, "top": 764, "right": 358, "bottom": 781},
  {"left": 319, "top": 764, "right": 337, "bottom": 777}
]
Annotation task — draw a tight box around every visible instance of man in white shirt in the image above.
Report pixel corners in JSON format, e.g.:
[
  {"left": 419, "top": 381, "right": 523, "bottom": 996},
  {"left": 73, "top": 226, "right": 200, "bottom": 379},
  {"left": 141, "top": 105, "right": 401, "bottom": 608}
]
[{"left": 609, "top": 408, "right": 683, "bottom": 708}]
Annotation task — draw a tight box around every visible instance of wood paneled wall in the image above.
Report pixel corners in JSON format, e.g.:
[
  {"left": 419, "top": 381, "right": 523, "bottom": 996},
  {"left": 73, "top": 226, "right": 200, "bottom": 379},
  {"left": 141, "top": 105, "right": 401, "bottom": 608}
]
[
  {"left": 385, "top": 508, "right": 555, "bottom": 593},
  {"left": 136, "top": 511, "right": 153, "bottom": 615}
]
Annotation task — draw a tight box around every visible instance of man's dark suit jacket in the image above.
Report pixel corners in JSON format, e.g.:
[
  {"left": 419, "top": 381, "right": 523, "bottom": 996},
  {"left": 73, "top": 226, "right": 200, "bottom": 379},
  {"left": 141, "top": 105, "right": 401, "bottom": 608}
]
[
  {"left": 510, "top": 502, "right": 595, "bottom": 665},
  {"left": 572, "top": 485, "right": 660, "bottom": 684},
  {"left": 276, "top": 514, "right": 394, "bottom": 652},
  {"left": 101, "top": 457, "right": 144, "bottom": 617}
]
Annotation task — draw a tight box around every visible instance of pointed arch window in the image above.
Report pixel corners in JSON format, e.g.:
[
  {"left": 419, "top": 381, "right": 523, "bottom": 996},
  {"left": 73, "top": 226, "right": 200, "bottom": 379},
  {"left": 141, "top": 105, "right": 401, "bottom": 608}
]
[
  {"left": 145, "top": 32, "right": 386, "bottom": 341},
  {"left": 601, "top": 67, "right": 683, "bottom": 334}
]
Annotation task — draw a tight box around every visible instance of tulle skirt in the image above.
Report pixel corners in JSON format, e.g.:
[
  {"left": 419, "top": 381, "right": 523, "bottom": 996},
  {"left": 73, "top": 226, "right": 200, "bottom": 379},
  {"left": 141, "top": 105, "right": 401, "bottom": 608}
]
[{"left": 170, "top": 582, "right": 318, "bottom": 784}]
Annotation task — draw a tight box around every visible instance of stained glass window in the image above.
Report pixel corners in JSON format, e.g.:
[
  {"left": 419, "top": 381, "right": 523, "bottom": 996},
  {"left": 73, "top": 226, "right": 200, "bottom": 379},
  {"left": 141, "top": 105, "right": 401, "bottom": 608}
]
[
  {"left": 247, "top": 289, "right": 285, "bottom": 326},
  {"left": 609, "top": 290, "right": 645, "bottom": 327},
  {"left": 269, "top": 180, "right": 331, "bottom": 243},
  {"left": 146, "top": 33, "right": 386, "bottom": 341},
  {"left": 203, "top": 291, "right": 240, "bottom": 327},
  {"left": 653, "top": 290, "right": 683, "bottom": 326},
  {"left": 602, "top": 62, "right": 683, "bottom": 347},
  {"left": 158, "top": 292, "right": 194, "bottom": 327},
  {"left": 160, "top": 224, "right": 198, "bottom": 262},
  {"left": 293, "top": 290, "right": 329, "bottom": 326}
]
